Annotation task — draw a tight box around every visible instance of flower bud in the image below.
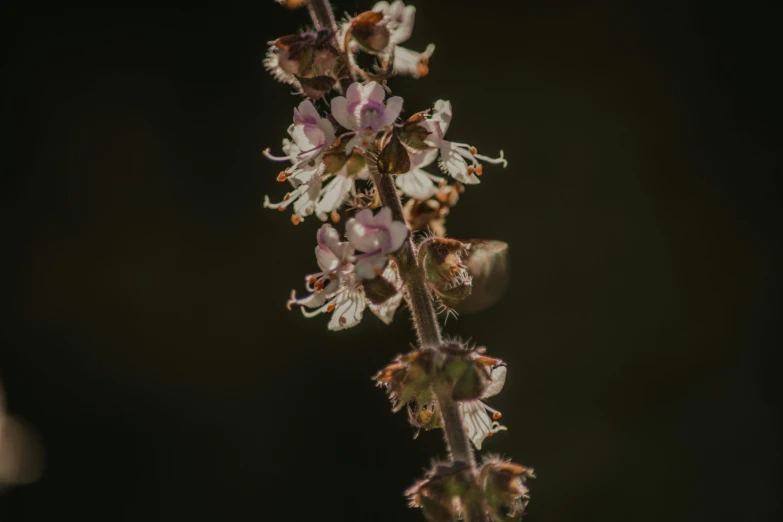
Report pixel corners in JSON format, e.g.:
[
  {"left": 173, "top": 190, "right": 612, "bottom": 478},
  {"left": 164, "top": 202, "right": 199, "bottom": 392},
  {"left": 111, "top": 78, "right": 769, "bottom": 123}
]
[
  {"left": 350, "top": 11, "right": 391, "bottom": 54},
  {"left": 478, "top": 457, "right": 535, "bottom": 521},
  {"left": 374, "top": 351, "right": 434, "bottom": 412},
  {"left": 418, "top": 237, "right": 472, "bottom": 308},
  {"left": 399, "top": 111, "right": 432, "bottom": 150},
  {"left": 377, "top": 128, "right": 411, "bottom": 175},
  {"left": 405, "top": 462, "right": 473, "bottom": 522}
]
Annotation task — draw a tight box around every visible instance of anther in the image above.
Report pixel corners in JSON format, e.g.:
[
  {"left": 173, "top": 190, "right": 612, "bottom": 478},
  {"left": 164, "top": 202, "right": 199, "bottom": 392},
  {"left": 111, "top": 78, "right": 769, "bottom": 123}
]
[
  {"left": 469, "top": 146, "right": 477, "bottom": 155},
  {"left": 492, "top": 412, "right": 502, "bottom": 420},
  {"left": 308, "top": 276, "right": 317, "bottom": 285},
  {"left": 314, "top": 280, "right": 324, "bottom": 291},
  {"left": 475, "top": 164, "right": 483, "bottom": 176},
  {"left": 277, "top": 171, "right": 288, "bottom": 182},
  {"left": 291, "top": 215, "right": 301, "bottom": 225},
  {"left": 330, "top": 211, "right": 341, "bottom": 223},
  {"left": 327, "top": 303, "right": 336, "bottom": 313}
]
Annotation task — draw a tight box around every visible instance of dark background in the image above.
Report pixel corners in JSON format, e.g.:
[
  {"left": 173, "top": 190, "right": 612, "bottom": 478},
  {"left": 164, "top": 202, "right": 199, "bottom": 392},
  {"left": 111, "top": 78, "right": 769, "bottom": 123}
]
[{"left": 1, "top": 1, "right": 780, "bottom": 521}]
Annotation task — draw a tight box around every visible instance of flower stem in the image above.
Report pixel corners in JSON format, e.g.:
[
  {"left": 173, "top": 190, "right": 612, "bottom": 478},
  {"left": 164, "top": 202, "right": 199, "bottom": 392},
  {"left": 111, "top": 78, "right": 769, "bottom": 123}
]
[
  {"left": 368, "top": 166, "right": 484, "bottom": 522},
  {"left": 306, "top": 0, "right": 354, "bottom": 92}
]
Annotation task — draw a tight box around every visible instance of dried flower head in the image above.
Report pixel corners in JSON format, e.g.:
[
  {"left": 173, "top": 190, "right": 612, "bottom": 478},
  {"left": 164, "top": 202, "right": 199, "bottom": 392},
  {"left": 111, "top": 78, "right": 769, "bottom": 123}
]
[{"left": 478, "top": 456, "right": 535, "bottom": 521}]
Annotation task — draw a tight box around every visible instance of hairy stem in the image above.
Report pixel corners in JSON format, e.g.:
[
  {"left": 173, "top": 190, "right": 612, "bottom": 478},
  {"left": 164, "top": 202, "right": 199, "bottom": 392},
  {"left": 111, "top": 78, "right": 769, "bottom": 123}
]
[
  {"left": 306, "top": 0, "right": 354, "bottom": 92},
  {"left": 369, "top": 166, "right": 484, "bottom": 522}
]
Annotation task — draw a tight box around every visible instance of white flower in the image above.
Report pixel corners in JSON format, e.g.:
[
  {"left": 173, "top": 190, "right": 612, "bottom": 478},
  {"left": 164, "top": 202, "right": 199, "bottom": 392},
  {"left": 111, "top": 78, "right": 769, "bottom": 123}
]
[
  {"left": 395, "top": 147, "right": 443, "bottom": 200},
  {"left": 288, "top": 224, "right": 404, "bottom": 330},
  {"left": 314, "top": 156, "right": 370, "bottom": 220},
  {"left": 263, "top": 100, "right": 336, "bottom": 220},
  {"left": 372, "top": 1, "right": 415, "bottom": 45},
  {"left": 425, "top": 100, "right": 508, "bottom": 185},
  {"left": 459, "top": 364, "right": 508, "bottom": 449},
  {"left": 372, "top": 1, "right": 435, "bottom": 78},
  {"left": 346, "top": 207, "right": 409, "bottom": 279},
  {"left": 331, "top": 82, "right": 403, "bottom": 153}
]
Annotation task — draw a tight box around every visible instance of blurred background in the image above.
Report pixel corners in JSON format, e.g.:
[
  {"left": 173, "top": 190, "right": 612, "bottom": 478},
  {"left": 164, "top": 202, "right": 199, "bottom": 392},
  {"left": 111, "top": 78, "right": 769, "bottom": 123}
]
[{"left": 1, "top": 1, "right": 780, "bottom": 520}]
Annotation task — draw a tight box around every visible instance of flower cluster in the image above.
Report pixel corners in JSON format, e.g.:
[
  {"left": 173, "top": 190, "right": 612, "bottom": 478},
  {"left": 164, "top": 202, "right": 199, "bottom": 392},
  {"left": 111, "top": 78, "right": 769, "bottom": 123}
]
[
  {"left": 375, "top": 343, "right": 508, "bottom": 449},
  {"left": 287, "top": 208, "right": 407, "bottom": 330},
  {"left": 264, "top": 81, "right": 506, "bottom": 234}
]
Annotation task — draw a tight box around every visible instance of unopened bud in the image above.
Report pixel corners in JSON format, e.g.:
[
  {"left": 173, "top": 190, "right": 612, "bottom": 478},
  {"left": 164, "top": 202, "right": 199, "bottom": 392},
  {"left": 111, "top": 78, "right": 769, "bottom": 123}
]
[
  {"left": 406, "top": 462, "right": 473, "bottom": 522},
  {"left": 377, "top": 128, "right": 411, "bottom": 175},
  {"left": 399, "top": 111, "right": 432, "bottom": 150},
  {"left": 374, "top": 351, "right": 434, "bottom": 412},
  {"left": 350, "top": 11, "right": 391, "bottom": 54},
  {"left": 418, "top": 237, "right": 472, "bottom": 308},
  {"left": 479, "top": 457, "right": 535, "bottom": 521}
]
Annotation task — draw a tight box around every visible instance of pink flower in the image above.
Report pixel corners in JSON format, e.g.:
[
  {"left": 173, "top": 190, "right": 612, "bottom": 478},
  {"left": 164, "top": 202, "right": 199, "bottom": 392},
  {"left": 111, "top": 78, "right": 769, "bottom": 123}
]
[{"left": 331, "top": 82, "right": 403, "bottom": 152}]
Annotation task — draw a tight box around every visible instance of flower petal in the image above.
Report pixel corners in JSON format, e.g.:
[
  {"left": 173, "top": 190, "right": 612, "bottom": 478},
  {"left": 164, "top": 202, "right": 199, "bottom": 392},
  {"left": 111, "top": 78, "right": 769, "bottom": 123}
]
[
  {"left": 330, "top": 96, "right": 354, "bottom": 130},
  {"left": 483, "top": 365, "right": 507, "bottom": 398},
  {"left": 327, "top": 286, "right": 366, "bottom": 330},
  {"left": 396, "top": 168, "right": 438, "bottom": 200},
  {"left": 379, "top": 96, "right": 403, "bottom": 127},
  {"left": 316, "top": 175, "right": 354, "bottom": 218}
]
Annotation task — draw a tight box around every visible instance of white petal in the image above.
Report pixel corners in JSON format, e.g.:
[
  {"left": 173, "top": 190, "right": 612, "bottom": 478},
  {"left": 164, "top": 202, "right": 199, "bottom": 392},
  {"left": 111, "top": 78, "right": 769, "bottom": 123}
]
[
  {"left": 315, "top": 175, "right": 354, "bottom": 218},
  {"left": 391, "top": 4, "right": 415, "bottom": 44},
  {"left": 293, "top": 176, "right": 323, "bottom": 218},
  {"left": 483, "top": 365, "right": 507, "bottom": 398},
  {"left": 386, "top": 220, "right": 408, "bottom": 252},
  {"left": 439, "top": 142, "right": 480, "bottom": 184},
  {"left": 345, "top": 82, "right": 362, "bottom": 104},
  {"left": 392, "top": 44, "right": 435, "bottom": 78},
  {"left": 459, "top": 401, "right": 494, "bottom": 450},
  {"left": 355, "top": 254, "right": 388, "bottom": 280},
  {"left": 396, "top": 168, "right": 438, "bottom": 200},
  {"left": 327, "top": 287, "right": 366, "bottom": 330},
  {"left": 411, "top": 147, "right": 439, "bottom": 169},
  {"left": 345, "top": 209, "right": 378, "bottom": 253},
  {"left": 379, "top": 96, "right": 403, "bottom": 127},
  {"left": 364, "top": 81, "right": 385, "bottom": 103},
  {"left": 294, "top": 100, "right": 319, "bottom": 124},
  {"left": 330, "top": 96, "right": 354, "bottom": 130},
  {"left": 431, "top": 100, "right": 453, "bottom": 136}
]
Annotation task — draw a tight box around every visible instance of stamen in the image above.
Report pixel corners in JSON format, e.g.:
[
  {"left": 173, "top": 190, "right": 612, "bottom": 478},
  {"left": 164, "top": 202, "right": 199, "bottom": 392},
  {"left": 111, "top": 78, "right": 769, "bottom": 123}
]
[
  {"left": 263, "top": 148, "right": 293, "bottom": 162},
  {"left": 327, "top": 303, "right": 336, "bottom": 313},
  {"left": 492, "top": 412, "right": 502, "bottom": 420},
  {"left": 474, "top": 150, "right": 508, "bottom": 168},
  {"left": 278, "top": 206, "right": 286, "bottom": 212},
  {"left": 330, "top": 211, "right": 341, "bottom": 223},
  {"left": 475, "top": 164, "right": 483, "bottom": 176},
  {"left": 291, "top": 215, "right": 301, "bottom": 225},
  {"left": 308, "top": 276, "right": 317, "bottom": 285},
  {"left": 277, "top": 171, "right": 289, "bottom": 182},
  {"left": 469, "top": 146, "right": 477, "bottom": 155},
  {"left": 314, "top": 280, "right": 325, "bottom": 291},
  {"left": 283, "top": 193, "right": 291, "bottom": 201}
]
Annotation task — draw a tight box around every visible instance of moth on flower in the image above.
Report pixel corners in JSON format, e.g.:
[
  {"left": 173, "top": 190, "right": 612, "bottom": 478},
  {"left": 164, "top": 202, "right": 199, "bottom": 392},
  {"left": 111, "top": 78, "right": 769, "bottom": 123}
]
[{"left": 287, "top": 213, "right": 406, "bottom": 330}]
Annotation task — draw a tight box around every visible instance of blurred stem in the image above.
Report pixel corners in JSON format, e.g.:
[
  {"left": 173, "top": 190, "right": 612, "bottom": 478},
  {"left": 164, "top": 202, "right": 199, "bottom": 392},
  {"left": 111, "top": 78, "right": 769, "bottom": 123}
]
[{"left": 306, "top": 0, "right": 354, "bottom": 92}]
